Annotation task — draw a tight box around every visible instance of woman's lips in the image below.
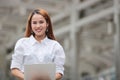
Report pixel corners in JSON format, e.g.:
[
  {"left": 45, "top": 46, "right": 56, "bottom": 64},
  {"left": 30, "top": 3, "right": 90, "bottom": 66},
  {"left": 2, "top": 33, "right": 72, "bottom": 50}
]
[{"left": 35, "top": 29, "right": 42, "bottom": 32}]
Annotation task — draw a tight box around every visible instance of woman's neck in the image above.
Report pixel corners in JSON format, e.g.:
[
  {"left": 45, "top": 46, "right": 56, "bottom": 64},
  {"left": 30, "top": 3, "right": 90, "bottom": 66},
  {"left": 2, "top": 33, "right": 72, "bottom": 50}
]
[{"left": 34, "top": 34, "right": 46, "bottom": 42}]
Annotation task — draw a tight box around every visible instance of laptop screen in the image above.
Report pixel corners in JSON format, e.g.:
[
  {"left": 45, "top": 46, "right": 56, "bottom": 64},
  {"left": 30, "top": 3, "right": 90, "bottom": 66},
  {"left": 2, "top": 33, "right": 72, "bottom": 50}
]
[{"left": 24, "top": 63, "right": 56, "bottom": 80}]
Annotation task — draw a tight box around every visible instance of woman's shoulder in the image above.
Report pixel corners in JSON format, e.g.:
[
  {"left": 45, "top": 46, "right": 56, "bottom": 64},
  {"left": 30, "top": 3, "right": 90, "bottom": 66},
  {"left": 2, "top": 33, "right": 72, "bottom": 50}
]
[
  {"left": 16, "top": 37, "right": 29, "bottom": 45},
  {"left": 48, "top": 39, "right": 62, "bottom": 47}
]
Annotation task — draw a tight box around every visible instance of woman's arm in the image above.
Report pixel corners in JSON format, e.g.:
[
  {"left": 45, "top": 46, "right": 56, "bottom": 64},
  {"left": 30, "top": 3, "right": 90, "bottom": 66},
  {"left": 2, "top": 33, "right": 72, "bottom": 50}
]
[
  {"left": 53, "top": 43, "right": 66, "bottom": 80},
  {"left": 56, "top": 73, "right": 62, "bottom": 80},
  {"left": 11, "top": 68, "right": 24, "bottom": 80},
  {"left": 10, "top": 39, "right": 25, "bottom": 80}
]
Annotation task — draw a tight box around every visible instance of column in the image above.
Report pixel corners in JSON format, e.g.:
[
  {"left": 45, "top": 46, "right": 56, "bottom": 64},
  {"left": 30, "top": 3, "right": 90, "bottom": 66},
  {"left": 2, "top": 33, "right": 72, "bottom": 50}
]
[
  {"left": 69, "top": 0, "right": 80, "bottom": 80},
  {"left": 114, "top": 0, "right": 120, "bottom": 80}
]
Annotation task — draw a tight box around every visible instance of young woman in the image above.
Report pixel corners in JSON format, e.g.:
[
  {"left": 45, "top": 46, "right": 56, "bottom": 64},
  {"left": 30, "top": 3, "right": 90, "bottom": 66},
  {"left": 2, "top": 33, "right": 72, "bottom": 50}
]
[{"left": 10, "top": 8, "right": 65, "bottom": 80}]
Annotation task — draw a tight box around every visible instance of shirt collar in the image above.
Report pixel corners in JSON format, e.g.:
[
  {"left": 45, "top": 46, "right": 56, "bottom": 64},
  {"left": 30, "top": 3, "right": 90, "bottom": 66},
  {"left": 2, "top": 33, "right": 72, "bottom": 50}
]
[{"left": 29, "top": 35, "right": 49, "bottom": 45}]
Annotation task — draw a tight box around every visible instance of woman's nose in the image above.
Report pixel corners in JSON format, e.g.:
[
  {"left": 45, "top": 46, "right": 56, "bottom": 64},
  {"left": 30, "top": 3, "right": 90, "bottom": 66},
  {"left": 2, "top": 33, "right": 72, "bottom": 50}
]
[{"left": 36, "top": 23, "right": 41, "bottom": 27}]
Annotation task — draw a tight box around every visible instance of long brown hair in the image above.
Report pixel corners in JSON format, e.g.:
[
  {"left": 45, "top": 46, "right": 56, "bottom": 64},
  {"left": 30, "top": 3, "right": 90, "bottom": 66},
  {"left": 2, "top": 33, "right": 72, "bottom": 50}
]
[{"left": 24, "top": 8, "right": 56, "bottom": 40}]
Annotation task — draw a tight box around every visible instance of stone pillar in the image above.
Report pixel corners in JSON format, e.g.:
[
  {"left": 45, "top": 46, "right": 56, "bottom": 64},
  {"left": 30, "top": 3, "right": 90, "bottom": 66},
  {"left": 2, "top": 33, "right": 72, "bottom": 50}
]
[
  {"left": 69, "top": 0, "right": 80, "bottom": 80},
  {"left": 114, "top": 0, "right": 120, "bottom": 80}
]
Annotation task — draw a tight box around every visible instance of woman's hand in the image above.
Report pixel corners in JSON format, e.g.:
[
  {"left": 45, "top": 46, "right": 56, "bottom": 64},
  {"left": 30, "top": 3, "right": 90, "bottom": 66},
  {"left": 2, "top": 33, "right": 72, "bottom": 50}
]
[
  {"left": 11, "top": 68, "right": 24, "bottom": 80},
  {"left": 55, "top": 73, "right": 62, "bottom": 80}
]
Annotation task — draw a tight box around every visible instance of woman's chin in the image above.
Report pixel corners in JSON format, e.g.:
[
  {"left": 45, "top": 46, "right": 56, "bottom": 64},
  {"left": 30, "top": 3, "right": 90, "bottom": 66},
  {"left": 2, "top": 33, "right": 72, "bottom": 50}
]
[
  {"left": 35, "top": 33, "right": 45, "bottom": 37},
  {"left": 35, "top": 34, "right": 42, "bottom": 37},
  {"left": 34, "top": 32, "right": 41, "bottom": 35}
]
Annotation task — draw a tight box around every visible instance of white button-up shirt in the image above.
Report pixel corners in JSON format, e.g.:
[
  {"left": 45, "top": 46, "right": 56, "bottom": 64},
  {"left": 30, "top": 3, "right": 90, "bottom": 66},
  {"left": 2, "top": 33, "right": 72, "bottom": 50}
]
[{"left": 10, "top": 35, "right": 65, "bottom": 75}]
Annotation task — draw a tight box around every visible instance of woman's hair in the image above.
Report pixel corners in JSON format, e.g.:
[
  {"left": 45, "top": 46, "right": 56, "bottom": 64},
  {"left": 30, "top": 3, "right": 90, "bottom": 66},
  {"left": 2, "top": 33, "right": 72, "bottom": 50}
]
[{"left": 24, "top": 8, "right": 56, "bottom": 40}]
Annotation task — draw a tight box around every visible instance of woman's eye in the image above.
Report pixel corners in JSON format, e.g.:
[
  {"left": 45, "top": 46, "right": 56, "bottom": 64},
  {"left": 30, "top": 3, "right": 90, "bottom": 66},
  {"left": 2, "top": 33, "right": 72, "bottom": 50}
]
[
  {"left": 32, "top": 21, "right": 37, "bottom": 24},
  {"left": 39, "top": 21, "right": 44, "bottom": 24}
]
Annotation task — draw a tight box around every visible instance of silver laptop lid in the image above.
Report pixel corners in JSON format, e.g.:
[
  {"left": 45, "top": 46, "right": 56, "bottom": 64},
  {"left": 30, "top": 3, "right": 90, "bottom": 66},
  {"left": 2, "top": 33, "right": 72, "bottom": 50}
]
[{"left": 24, "top": 63, "right": 56, "bottom": 80}]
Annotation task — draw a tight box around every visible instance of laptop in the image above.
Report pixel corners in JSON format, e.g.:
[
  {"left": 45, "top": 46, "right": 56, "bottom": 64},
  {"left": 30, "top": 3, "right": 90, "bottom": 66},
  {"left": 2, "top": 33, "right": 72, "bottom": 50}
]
[{"left": 24, "top": 63, "right": 56, "bottom": 80}]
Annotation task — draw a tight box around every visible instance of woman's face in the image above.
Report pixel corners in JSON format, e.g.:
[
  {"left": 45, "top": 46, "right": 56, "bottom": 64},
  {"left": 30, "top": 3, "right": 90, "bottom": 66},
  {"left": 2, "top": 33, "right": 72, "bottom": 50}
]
[{"left": 31, "top": 13, "right": 48, "bottom": 37}]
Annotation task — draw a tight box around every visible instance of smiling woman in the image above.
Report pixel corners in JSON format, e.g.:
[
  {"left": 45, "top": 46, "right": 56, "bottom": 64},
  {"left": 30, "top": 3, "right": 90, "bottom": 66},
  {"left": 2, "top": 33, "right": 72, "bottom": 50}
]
[
  {"left": 10, "top": 8, "right": 65, "bottom": 80},
  {"left": 31, "top": 13, "right": 48, "bottom": 41},
  {"left": 25, "top": 9, "right": 55, "bottom": 40}
]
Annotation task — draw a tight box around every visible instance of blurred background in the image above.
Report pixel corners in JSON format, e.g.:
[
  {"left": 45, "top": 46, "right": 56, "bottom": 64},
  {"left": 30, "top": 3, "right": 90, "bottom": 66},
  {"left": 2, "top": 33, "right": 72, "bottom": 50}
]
[{"left": 0, "top": 0, "right": 120, "bottom": 80}]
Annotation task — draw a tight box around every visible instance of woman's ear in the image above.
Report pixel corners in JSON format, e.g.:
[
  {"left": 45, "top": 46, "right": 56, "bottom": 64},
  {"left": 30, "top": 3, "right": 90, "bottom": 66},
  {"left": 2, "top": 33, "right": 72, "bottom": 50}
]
[{"left": 46, "top": 23, "right": 49, "bottom": 27}]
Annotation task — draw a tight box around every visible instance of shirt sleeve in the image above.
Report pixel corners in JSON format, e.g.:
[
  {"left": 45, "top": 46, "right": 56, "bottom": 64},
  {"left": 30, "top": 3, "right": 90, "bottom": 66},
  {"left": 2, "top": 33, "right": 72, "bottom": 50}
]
[
  {"left": 10, "top": 38, "right": 24, "bottom": 71},
  {"left": 53, "top": 42, "right": 65, "bottom": 75}
]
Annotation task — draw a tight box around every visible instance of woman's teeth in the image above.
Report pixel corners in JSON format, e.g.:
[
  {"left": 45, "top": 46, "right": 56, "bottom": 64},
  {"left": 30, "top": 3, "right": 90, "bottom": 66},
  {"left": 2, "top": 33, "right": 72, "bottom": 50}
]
[{"left": 36, "top": 29, "right": 42, "bottom": 32}]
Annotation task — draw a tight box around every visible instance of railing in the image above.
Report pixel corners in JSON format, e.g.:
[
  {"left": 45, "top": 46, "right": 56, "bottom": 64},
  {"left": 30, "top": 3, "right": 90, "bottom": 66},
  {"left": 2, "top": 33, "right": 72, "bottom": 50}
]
[{"left": 81, "top": 67, "right": 116, "bottom": 80}]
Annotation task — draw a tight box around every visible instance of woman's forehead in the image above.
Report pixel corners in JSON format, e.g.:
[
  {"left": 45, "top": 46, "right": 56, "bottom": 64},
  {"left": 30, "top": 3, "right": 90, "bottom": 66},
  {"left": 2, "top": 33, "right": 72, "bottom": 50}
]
[{"left": 32, "top": 14, "right": 45, "bottom": 21}]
